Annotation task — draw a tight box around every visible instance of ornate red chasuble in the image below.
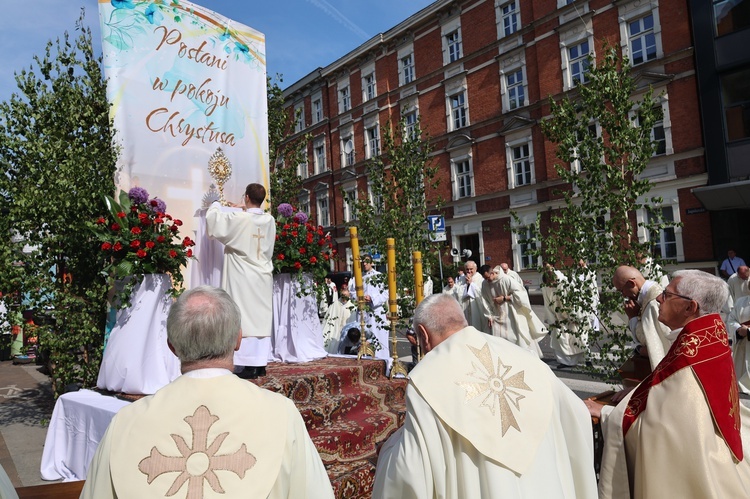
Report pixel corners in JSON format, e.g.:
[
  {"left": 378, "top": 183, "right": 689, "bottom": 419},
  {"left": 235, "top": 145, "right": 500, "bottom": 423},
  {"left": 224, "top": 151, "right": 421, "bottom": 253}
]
[{"left": 622, "top": 313, "right": 744, "bottom": 461}]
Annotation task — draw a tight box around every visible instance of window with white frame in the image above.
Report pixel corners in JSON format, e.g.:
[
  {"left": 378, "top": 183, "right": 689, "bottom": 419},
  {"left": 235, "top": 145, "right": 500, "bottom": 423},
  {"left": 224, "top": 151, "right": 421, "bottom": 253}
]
[
  {"left": 312, "top": 96, "right": 323, "bottom": 124},
  {"left": 499, "top": 1, "right": 520, "bottom": 37},
  {"left": 363, "top": 72, "right": 376, "bottom": 102},
  {"left": 298, "top": 192, "right": 310, "bottom": 215},
  {"left": 294, "top": 102, "right": 305, "bottom": 133},
  {"left": 449, "top": 91, "right": 468, "bottom": 130},
  {"left": 343, "top": 187, "right": 357, "bottom": 222},
  {"left": 628, "top": 14, "right": 657, "bottom": 66},
  {"left": 339, "top": 84, "right": 351, "bottom": 113},
  {"left": 313, "top": 139, "right": 326, "bottom": 174},
  {"left": 297, "top": 157, "right": 309, "bottom": 179},
  {"left": 368, "top": 183, "right": 384, "bottom": 214},
  {"left": 453, "top": 158, "right": 474, "bottom": 200},
  {"left": 512, "top": 143, "right": 532, "bottom": 186},
  {"left": 366, "top": 124, "right": 380, "bottom": 158},
  {"left": 506, "top": 68, "right": 525, "bottom": 110},
  {"left": 638, "top": 106, "right": 666, "bottom": 156},
  {"left": 316, "top": 192, "right": 330, "bottom": 227},
  {"left": 401, "top": 53, "right": 415, "bottom": 85},
  {"left": 568, "top": 39, "right": 591, "bottom": 86},
  {"left": 571, "top": 122, "right": 599, "bottom": 172},
  {"left": 341, "top": 133, "right": 355, "bottom": 167},
  {"left": 404, "top": 110, "right": 418, "bottom": 140},
  {"left": 446, "top": 29, "right": 462, "bottom": 63},
  {"left": 647, "top": 206, "right": 677, "bottom": 259},
  {"left": 517, "top": 225, "right": 537, "bottom": 270}
]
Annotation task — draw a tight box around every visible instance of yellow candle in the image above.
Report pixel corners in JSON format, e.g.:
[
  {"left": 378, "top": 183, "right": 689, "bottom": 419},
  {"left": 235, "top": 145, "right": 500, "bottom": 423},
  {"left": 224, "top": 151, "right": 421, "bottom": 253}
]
[
  {"left": 387, "top": 238, "right": 398, "bottom": 316},
  {"left": 349, "top": 227, "right": 364, "bottom": 303},
  {"left": 414, "top": 251, "right": 424, "bottom": 305}
]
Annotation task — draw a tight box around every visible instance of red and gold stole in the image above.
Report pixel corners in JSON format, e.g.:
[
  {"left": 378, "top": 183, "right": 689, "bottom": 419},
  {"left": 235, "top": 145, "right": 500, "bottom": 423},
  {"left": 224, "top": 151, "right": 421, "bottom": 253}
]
[{"left": 622, "top": 313, "right": 743, "bottom": 461}]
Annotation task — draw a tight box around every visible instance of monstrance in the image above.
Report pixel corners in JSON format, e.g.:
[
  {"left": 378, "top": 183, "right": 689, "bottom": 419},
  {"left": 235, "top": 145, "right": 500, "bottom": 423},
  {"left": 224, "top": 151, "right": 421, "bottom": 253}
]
[{"left": 207, "top": 147, "right": 232, "bottom": 206}]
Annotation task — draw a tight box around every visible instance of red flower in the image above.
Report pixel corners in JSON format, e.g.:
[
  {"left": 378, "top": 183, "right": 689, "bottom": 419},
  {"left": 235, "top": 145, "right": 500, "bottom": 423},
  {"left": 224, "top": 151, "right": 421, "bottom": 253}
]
[
  {"left": 186, "top": 249, "right": 193, "bottom": 257},
  {"left": 275, "top": 235, "right": 280, "bottom": 240},
  {"left": 131, "top": 227, "right": 142, "bottom": 235},
  {"left": 136, "top": 249, "right": 147, "bottom": 258},
  {"left": 101, "top": 242, "right": 112, "bottom": 251},
  {"left": 116, "top": 211, "right": 126, "bottom": 218},
  {"left": 130, "top": 240, "right": 141, "bottom": 248},
  {"left": 170, "top": 225, "right": 178, "bottom": 232},
  {"left": 111, "top": 223, "right": 121, "bottom": 231},
  {"left": 291, "top": 231, "right": 298, "bottom": 237},
  {"left": 150, "top": 200, "right": 158, "bottom": 207},
  {"left": 130, "top": 206, "right": 138, "bottom": 212},
  {"left": 328, "top": 243, "right": 333, "bottom": 249},
  {"left": 309, "top": 256, "right": 317, "bottom": 264},
  {"left": 154, "top": 217, "right": 164, "bottom": 224},
  {"left": 299, "top": 247, "right": 307, "bottom": 254},
  {"left": 292, "top": 222, "right": 299, "bottom": 229},
  {"left": 182, "top": 237, "right": 194, "bottom": 247},
  {"left": 169, "top": 250, "right": 177, "bottom": 258},
  {"left": 140, "top": 219, "right": 151, "bottom": 227},
  {"left": 283, "top": 224, "right": 291, "bottom": 230},
  {"left": 96, "top": 217, "right": 106, "bottom": 225},
  {"left": 306, "top": 233, "right": 314, "bottom": 244},
  {"left": 281, "top": 231, "right": 288, "bottom": 237},
  {"left": 145, "top": 241, "right": 155, "bottom": 249},
  {"left": 318, "top": 239, "right": 325, "bottom": 246},
  {"left": 166, "top": 214, "right": 173, "bottom": 220},
  {"left": 156, "top": 235, "right": 166, "bottom": 243},
  {"left": 277, "top": 253, "right": 285, "bottom": 260},
  {"left": 286, "top": 239, "right": 292, "bottom": 245},
  {"left": 294, "top": 262, "right": 302, "bottom": 270},
  {"left": 332, "top": 249, "right": 338, "bottom": 256},
  {"left": 113, "top": 242, "right": 122, "bottom": 251},
  {"left": 323, "top": 253, "right": 330, "bottom": 260},
  {"left": 173, "top": 219, "right": 183, "bottom": 226},
  {"left": 138, "top": 213, "right": 148, "bottom": 220}
]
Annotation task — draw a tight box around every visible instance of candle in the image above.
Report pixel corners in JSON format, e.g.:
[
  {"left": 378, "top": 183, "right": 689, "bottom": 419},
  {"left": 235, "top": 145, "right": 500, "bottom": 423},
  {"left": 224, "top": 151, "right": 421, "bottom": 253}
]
[
  {"left": 387, "top": 238, "right": 398, "bottom": 317},
  {"left": 414, "top": 251, "right": 424, "bottom": 305},
  {"left": 349, "top": 227, "right": 364, "bottom": 304}
]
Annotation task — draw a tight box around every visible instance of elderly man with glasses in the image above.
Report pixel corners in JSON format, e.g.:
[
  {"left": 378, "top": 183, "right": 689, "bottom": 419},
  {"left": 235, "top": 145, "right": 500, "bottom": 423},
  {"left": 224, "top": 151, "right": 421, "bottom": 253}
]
[
  {"left": 612, "top": 265, "right": 673, "bottom": 372},
  {"left": 594, "top": 270, "right": 750, "bottom": 498}
]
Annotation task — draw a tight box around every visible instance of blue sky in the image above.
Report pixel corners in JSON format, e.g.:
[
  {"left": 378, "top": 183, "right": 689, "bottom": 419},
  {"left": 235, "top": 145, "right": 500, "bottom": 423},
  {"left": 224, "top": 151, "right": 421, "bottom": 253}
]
[{"left": 0, "top": 0, "right": 435, "bottom": 103}]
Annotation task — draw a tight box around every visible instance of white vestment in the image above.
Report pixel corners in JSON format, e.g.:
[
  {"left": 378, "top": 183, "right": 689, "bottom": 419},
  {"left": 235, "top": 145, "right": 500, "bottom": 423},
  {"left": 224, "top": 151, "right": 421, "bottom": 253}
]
[
  {"left": 373, "top": 327, "right": 597, "bottom": 499},
  {"left": 321, "top": 298, "right": 357, "bottom": 354},
  {"left": 543, "top": 272, "right": 587, "bottom": 366},
  {"left": 627, "top": 281, "right": 672, "bottom": 370},
  {"left": 442, "top": 284, "right": 461, "bottom": 302},
  {"left": 462, "top": 273, "right": 488, "bottom": 333},
  {"left": 482, "top": 275, "right": 546, "bottom": 357},
  {"left": 206, "top": 204, "right": 275, "bottom": 339},
  {"left": 362, "top": 268, "right": 390, "bottom": 360},
  {"left": 727, "top": 295, "right": 750, "bottom": 394},
  {"left": 727, "top": 272, "right": 750, "bottom": 312},
  {"left": 81, "top": 370, "right": 333, "bottom": 499},
  {"left": 505, "top": 268, "right": 524, "bottom": 287}
]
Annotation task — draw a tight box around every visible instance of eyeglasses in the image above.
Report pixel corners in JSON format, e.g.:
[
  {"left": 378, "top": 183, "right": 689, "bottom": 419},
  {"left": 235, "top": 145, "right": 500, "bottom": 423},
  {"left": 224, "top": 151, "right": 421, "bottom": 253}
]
[{"left": 661, "top": 289, "right": 693, "bottom": 302}]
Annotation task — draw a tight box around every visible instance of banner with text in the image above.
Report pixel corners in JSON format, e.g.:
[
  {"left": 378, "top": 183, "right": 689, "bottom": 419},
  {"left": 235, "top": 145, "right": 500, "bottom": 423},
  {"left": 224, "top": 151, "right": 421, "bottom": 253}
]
[{"left": 98, "top": 0, "right": 268, "bottom": 243}]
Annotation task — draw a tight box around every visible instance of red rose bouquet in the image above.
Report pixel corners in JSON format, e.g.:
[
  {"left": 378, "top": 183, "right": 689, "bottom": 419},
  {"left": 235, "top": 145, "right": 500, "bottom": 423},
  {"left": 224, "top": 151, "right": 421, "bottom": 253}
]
[
  {"left": 90, "top": 188, "right": 194, "bottom": 306},
  {"left": 273, "top": 203, "right": 336, "bottom": 288}
]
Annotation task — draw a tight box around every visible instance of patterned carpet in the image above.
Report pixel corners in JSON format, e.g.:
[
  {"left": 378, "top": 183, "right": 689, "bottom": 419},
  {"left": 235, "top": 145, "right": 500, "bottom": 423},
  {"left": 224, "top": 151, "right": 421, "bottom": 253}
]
[{"left": 250, "top": 357, "right": 407, "bottom": 498}]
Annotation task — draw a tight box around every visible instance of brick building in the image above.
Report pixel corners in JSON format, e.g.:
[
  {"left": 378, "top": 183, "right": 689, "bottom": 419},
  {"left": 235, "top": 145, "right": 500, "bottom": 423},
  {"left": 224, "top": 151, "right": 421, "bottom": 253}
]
[{"left": 280, "top": 0, "right": 718, "bottom": 288}]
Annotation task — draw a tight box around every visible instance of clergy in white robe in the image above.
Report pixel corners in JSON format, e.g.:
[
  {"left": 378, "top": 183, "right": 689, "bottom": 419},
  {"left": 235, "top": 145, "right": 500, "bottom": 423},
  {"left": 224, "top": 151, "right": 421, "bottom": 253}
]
[
  {"left": 542, "top": 267, "right": 587, "bottom": 367},
  {"left": 373, "top": 294, "right": 597, "bottom": 499},
  {"left": 362, "top": 258, "right": 390, "bottom": 361},
  {"left": 461, "top": 261, "right": 488, "bottom": 333},
  {"left": 442, "top": 276, "right": 462, "bottom": 302},
  {"left": 500, "top": 262, "right": 525, "bottom": 287},
  {"left": 206, "top": 184, "right": 275, "bottom": 371},
  {"left": 322, "top": 287, "right": 357, "bottom": 354},
  {"left": 726, "top": 266, "right": 750, "bottom": 315},
  {"left": 81, "top": 286, "right": 333, "bottom": 499},
  {"left": 594, "top": 271, "right": 750, "bottom": 499},
  {"left": 727, "top": 294, "right": 750, "bottom": 395}
]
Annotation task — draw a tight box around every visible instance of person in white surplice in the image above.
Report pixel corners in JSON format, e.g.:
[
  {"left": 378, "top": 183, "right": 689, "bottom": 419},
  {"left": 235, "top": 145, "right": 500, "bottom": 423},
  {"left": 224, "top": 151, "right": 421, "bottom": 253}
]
[
  {"left": 81, "top": 286, "right": 333, "bottom": 499},
  {"left": 372, "top": 293, "right": 597, "bottom": 499},
  {"left": 206, "top": 183, "right": 275, "bottom": 379},
  {"left": 362, "top": 255, "right": 390, "bottom": 360}
]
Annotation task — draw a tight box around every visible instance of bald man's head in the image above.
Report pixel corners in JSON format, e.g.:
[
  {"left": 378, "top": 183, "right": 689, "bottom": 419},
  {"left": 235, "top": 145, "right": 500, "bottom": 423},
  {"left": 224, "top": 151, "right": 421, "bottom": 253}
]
[{"left": 613, "top": 265, "right": 646, "bottom": 300}]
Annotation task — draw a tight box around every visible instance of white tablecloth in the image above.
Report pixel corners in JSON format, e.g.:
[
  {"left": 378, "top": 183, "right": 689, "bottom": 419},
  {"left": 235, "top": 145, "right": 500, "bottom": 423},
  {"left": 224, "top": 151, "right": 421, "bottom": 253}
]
[
  {"left": 40, "top": 390, "right": 129, "bottom": 481},
  {"left": 269, "top": 273, "right": 328, "bottom": 363},
  {"left": 96, "top": 274, "right": 180, "bottom": 395}
]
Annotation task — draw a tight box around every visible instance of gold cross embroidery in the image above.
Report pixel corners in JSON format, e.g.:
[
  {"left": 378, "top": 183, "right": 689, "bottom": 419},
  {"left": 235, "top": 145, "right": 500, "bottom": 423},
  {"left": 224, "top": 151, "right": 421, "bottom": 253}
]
[{"left": 252, "top": 228, "right": 265, "bottom": 260}]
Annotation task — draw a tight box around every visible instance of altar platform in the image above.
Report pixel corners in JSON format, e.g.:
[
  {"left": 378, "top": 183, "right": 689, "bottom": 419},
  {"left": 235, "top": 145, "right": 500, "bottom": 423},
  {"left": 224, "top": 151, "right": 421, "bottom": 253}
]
[{"left": 41, "top": 356, "right": 407, "bottom": 498}]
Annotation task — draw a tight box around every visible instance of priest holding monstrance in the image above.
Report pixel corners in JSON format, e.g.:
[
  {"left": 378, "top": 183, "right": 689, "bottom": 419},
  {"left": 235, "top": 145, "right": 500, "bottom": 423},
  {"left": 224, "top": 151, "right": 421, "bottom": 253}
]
[{"left": 206, "top": 183, "right": 275, "bottom": 379}]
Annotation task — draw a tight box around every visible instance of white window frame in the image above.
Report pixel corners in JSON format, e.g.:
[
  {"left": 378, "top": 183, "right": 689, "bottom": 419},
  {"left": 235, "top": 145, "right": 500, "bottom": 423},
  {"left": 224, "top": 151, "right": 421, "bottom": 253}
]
[
  {"left": 342, "top": 186, "right": 357, "bottom": 223},
  {"left": 368, "top": 182, "right": 384, "bottom": 215},
  {"left": 452, "top": 155, "right": 474, "bottom": 200},
  {"left": 297, "top": 144, "right": 309, "bottom": 179},
  {"left": 340, "top": 129, "right": 355, "bottom": 167},
  {"left": 497, "top": 1, "right": 520, "bottom": 39},
  {"left": 557, "top": 0, "right": 577, "bottom": 6},
  {"left": 499, "top": 50, "right": 528, "bottom": 112},
  {"left": 294, "top": 101, "right": 305, "bottom": 133},
  {"left": 569, "top": 39, "right": 591, "bottom": 86},
  {"left": 401, "top": 53, "right": 415, "bottom": 85},
  {"left": 313, "top": 138, "right": 327, "bottom": 174},
  {"left": 365, "top": 124, "right": 380, "bottom": 159},
  {"left": 571, "top": 121, "right": 600, "bottom": 173},
  {"left": 560, "top": 20, "right": 594, "bottom": 91},
  {"left": 311, "top": 92, "right": 323, "bottom": 124},
  {"left": 338, "top": 78, "right": 351, "bottom": 114},
  {"left": 404, "top": 110, "right": 418, "bottom": 140},
  {"left": 442, "top": 17, "right": 463, "bottom": 66},
  {"left": 316, "top": 191, "right": 330, "bottom": 227},
  {"left": 636, "top": 195, "right": 683, "bottom": 262},
  {"left": 515, "top": 225, "right": 538, "bottom": 270},
  {"left": 618, "top": 2, "right": 663, "bottom": 67},
  {"left": 297, "top": 190, "right": 310, "bottom": 216},
  {"left": 447, "top": 90, "right": 468, "bottom": 131},
  {"left": 506, "top": 135, "right": 535, "bottom": 188},
  {"left": 361, "top": 62, "right": 377, "bottom": 103},
  {"left": 630, "top": 96, "right": 673, "bottom": 158}
]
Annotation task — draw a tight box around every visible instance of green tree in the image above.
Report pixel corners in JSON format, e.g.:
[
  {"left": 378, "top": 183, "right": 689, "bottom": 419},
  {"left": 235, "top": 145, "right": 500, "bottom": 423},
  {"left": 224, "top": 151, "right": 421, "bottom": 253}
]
[
  {"left": 267, "top": 75, "right": 308, "bottom": 208},
  {"left": 523, "top": 46, "right": 676, "bottom": 379},
  {"left": 353, "top": 115, "right": 439, "bottom": 324},
  {"left": 0, "top": 11, "right": 118, "bottom": 394}
]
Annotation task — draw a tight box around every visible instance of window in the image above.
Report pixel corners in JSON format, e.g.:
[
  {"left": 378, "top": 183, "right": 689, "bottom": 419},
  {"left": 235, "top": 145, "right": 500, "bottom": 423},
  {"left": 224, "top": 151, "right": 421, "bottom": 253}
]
[
  {"left": 571, "top": 123, "right": 598, "bottom": 172},
  {"left": 721, "top": 67, "right": 750, "bottom": 142},
  {"left": 339, "top": 85, "right": 351, "bottom": 113},
  {"left": 366, "top": 125, "right": 380, "bottom": 158},
  {"left": 401, "top": 53, "right": 415, "bottom": 84},
  {"left": 316, "top": 193, "right": 330, "bottom": 227},
  {"left": 294, "top": 102, "right": 304, "bottom": 133},
  {"left": 453, "top": 159, "right": 473, "bottom": 199},
  {"left": 314, "top": 140, "right": 326, "bottom": 174},
  {"left": 297, "top": 159, "right": 308, "bottom": 179},
  {"left": 715, "top": 0, "right": 750, "bottom": 36},
  {"left": 404, "top": 111, "right": 418, "bottom": 140},
  {"left": 512, "top": 143, "right": 532, "bottom": 186},
  {"left": 363, "top": 72, "right": 376, "bottom": 102},
  {"left": 368, "top": 184, "right": 384, "bottom": 215},
  {"left": 449, "top": 91, "right": 468, "bottom": 130},
  {"left": 446, "top": 30, "right": 462, "bottom": 63},
  {"left": 628, "top": 14, "right": 657, "bottom": 65},
  {"left": 312, "top": 98, "right": 323, "bottom": 124},
  {"left": 507, "top": 69, "right": 525, "bottom": 110},
  {"left": 341, "top": 134, "right": 355, "bottom": 167},
  {"left": 648, "top": 207, "right": 676, "bottom": 259},
  {"left": 517, "top": 226, "right": 537, "bottom": 270},
  {"left": 343, "top": 188, "right": 357, "bottom": 222},
  {"left": 297, "top": 193, "right": 310, "bottom": 215},
  {"left": 500, "top": 1, "right": 520, "bottom": 37},
  {"left": 568, "top": 40, "right": 590, "bottom": 86}
]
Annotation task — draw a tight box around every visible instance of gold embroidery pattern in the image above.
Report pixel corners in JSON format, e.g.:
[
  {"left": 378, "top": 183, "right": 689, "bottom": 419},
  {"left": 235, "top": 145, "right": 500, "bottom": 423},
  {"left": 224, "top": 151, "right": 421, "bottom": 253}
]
[
  {"left": 139, "top": 405, "right": 256, "bottom": 499},
  {"left": 729, "top": 379, "right": 741, "bottom": 432},
  {"left": 456, "top": 343, "right": 532, "bottom": 436}
]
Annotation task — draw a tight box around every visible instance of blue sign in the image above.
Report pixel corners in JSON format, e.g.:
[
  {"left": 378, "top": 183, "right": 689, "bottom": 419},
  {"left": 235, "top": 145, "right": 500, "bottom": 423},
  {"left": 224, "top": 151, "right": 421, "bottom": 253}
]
[{"left": 427, "top": 215, "right": 445, "bottom": 232}]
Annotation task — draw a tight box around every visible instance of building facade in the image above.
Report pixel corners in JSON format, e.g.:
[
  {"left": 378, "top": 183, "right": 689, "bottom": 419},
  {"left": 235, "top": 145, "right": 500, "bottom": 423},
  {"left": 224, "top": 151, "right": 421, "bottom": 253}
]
[{"left": 281, "top": 0, "right": 718, "bottom": 287}]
